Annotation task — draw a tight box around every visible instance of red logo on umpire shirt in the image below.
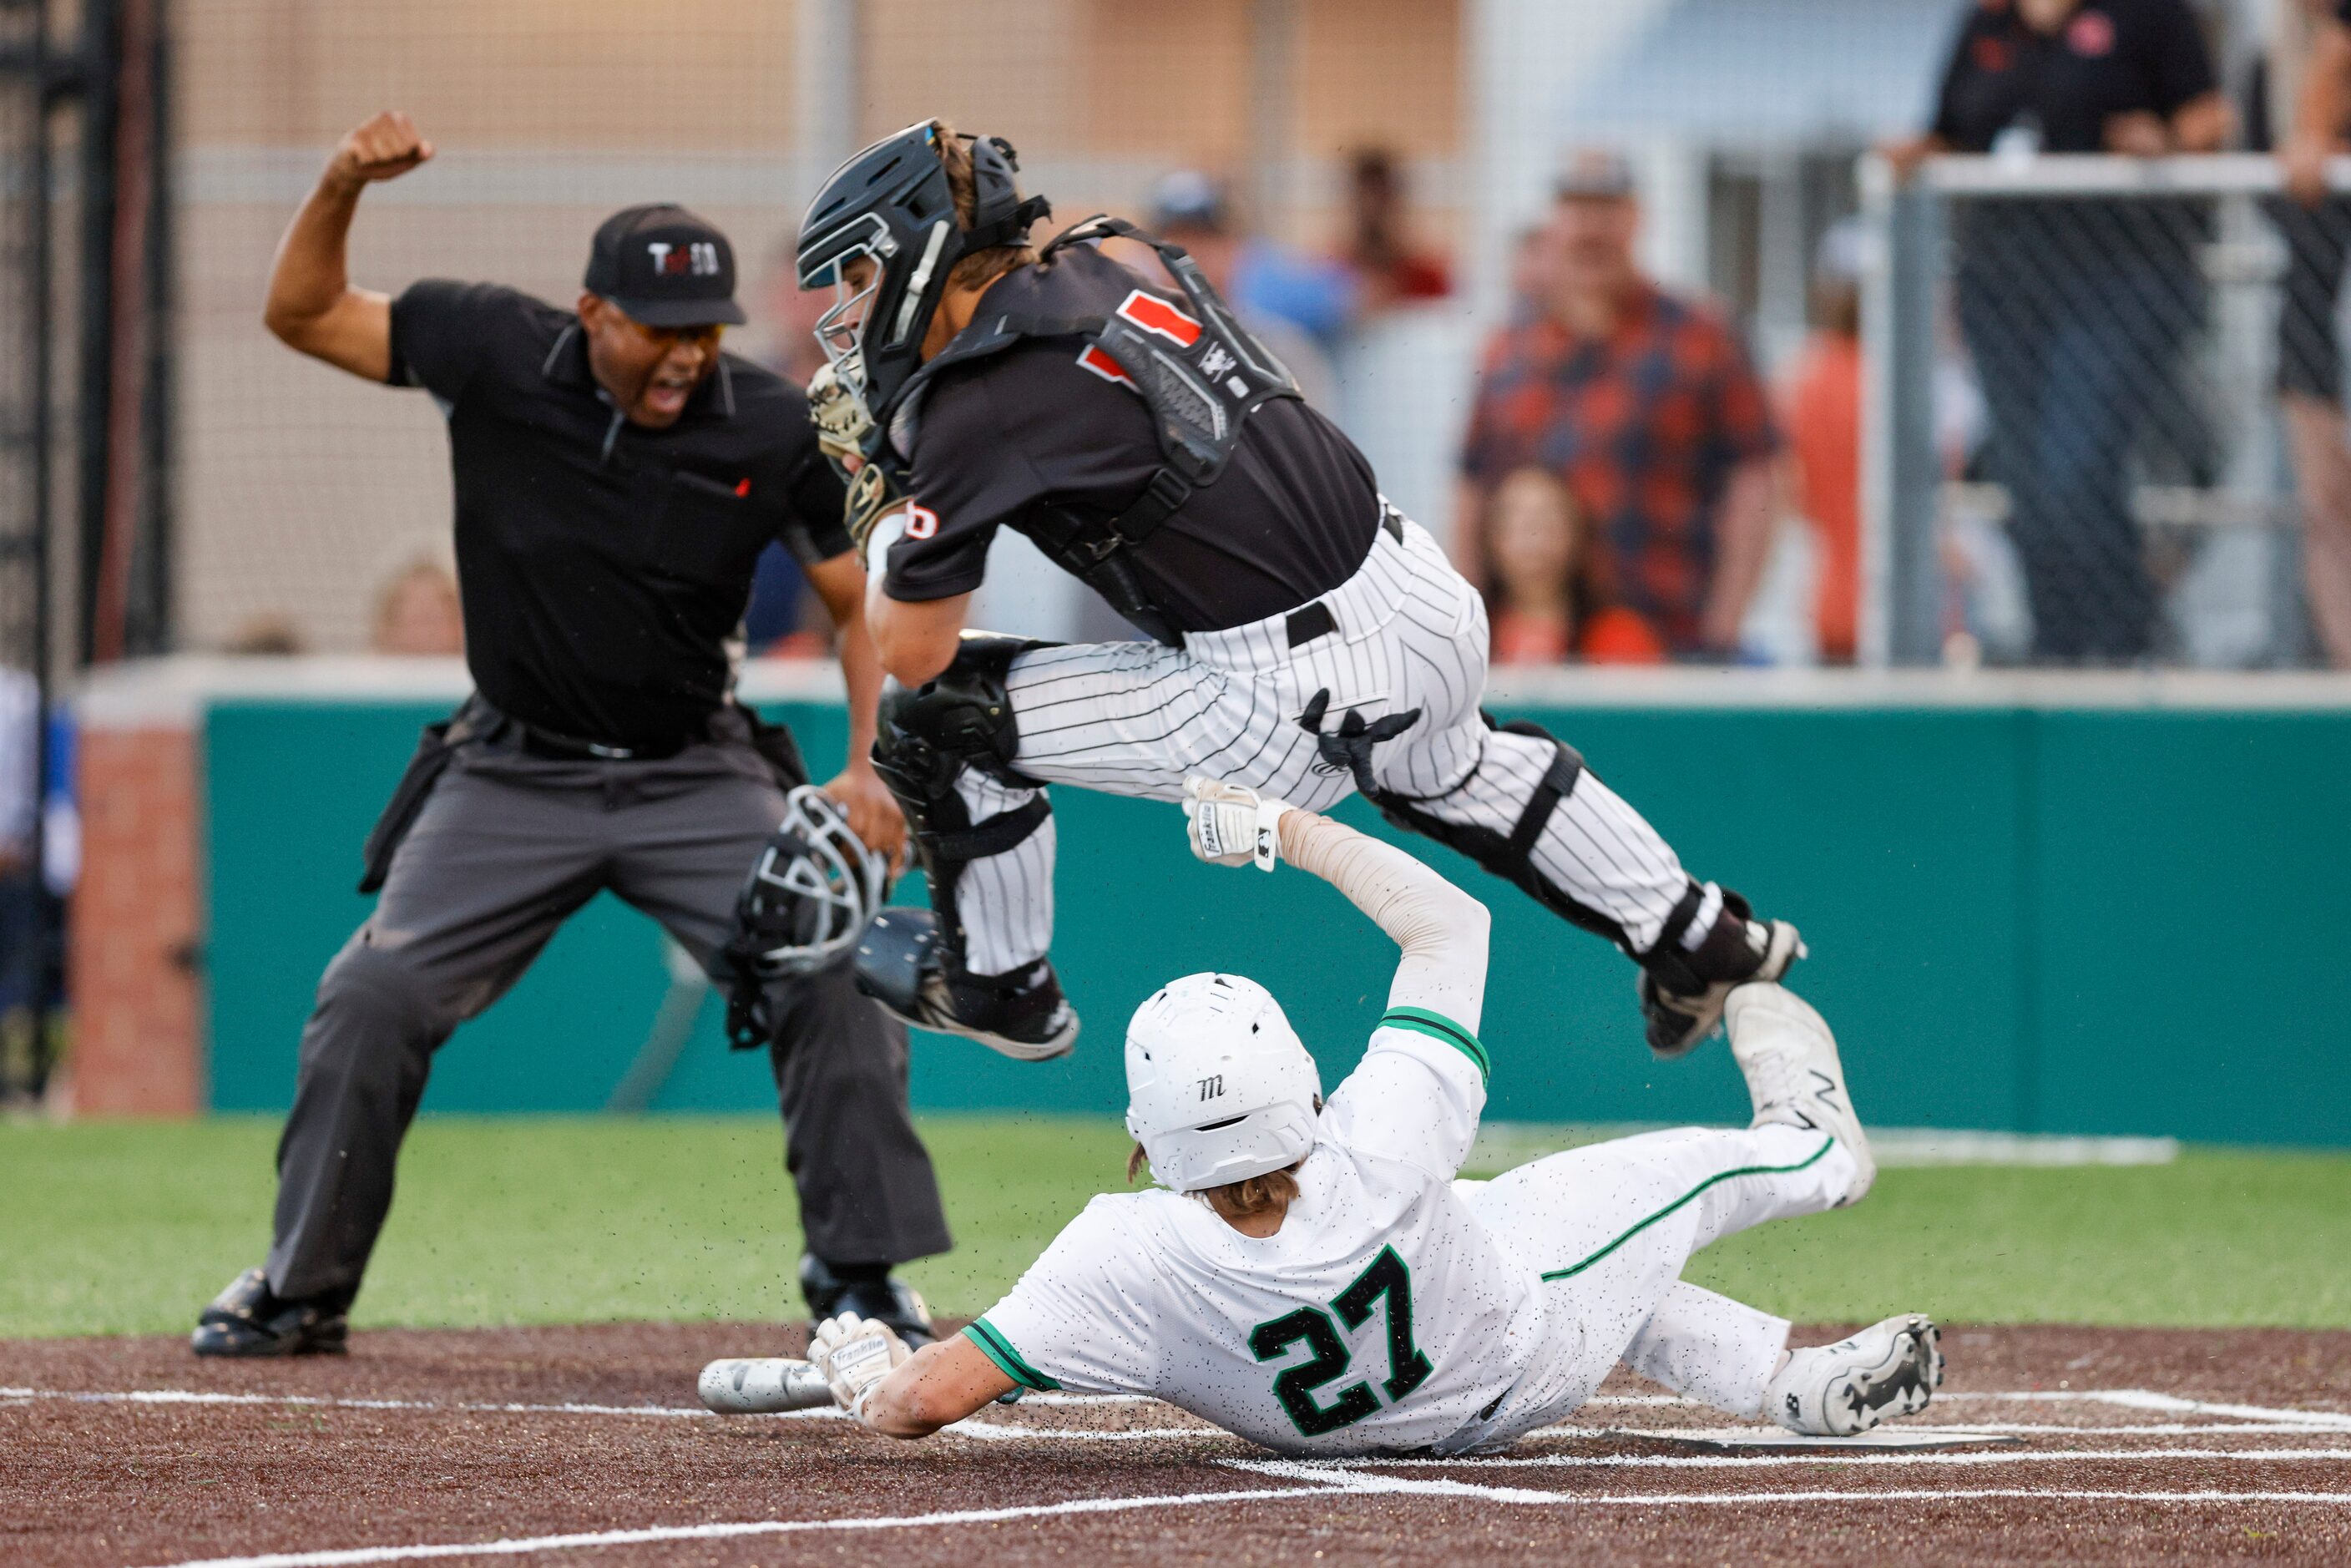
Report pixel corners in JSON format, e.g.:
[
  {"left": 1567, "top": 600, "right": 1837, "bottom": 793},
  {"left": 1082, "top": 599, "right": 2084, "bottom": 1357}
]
[{"left": 2067, "top": 9, "right": 2115, "bottom": 57}]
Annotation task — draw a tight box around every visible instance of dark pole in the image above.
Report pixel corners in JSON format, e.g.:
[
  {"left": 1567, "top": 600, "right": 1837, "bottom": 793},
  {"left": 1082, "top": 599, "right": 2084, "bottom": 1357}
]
[
  {"left": 73, "top": 0, "right": 115, "bottom": 669},
  {"left": 134, "top": 0, "right": 167, "bottom": 654},
  {"left": 27, "top": 0, "right": 53, "bottom": 1094}
]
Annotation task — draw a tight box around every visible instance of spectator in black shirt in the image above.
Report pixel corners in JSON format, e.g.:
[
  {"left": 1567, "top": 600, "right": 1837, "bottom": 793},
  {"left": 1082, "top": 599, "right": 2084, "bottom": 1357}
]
[
  {"left": 189, "top": 112, "right": 950, "bottom": 1359},
  {"left": 1893, "top": 0, "right": 2227, "bottom": 660}
]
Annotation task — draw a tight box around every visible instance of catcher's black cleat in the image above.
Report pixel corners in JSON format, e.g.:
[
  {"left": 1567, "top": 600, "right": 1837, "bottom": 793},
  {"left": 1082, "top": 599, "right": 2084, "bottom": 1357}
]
[
  {"left": 190, "top": 1267, "right": 351, "bottom": 1358},
  {"left": 1636, "top": 888, "right": 1804, "bottom": 1059},
  {"left": 853, "top": 906, "right": 1078, "bottom": 1061},
  {"left": 799, "top": 1253, "right": 936, "bottom": 1348}
]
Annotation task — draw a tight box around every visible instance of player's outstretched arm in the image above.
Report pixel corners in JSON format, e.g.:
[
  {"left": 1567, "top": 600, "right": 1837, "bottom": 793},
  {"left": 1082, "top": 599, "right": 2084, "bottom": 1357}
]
[
  {"left": 1185, "top": 780, "right": 1489, "bottom": 1033},
  {"left": 804, "top": 551, "right": 908, "bottom": 869},
  {"left": 263, "top": 110, "right": 434, "bottom": 382},
  {"left": 811, "top": 1314, "right": 1014, "bottom": 1440}
]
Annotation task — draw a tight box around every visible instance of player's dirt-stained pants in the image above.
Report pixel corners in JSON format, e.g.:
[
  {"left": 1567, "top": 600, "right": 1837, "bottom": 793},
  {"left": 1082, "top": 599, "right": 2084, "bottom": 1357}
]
[
  {"left": 265, "top": 712, "right": 951, "bottom": 1307},
  {"left": 943, "top": 513, "right": 1699, "bottom": 979},
  {"left": 1438, "top": 1122, "right": 1863, "bottom": 1452}
]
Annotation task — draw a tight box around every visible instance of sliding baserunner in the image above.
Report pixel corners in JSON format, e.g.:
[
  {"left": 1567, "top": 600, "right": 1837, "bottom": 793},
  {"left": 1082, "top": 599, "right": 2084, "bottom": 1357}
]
[{"left": 805, "top": 781, "right": 1942, "bottom": 1454}]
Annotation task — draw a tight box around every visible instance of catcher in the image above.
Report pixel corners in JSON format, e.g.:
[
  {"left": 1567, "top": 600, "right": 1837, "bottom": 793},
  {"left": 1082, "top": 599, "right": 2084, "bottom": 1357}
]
[
  {"left": 806, "top": 780, "right": 1942, "bottom": 1454},
  {"left": 795, "top": 119, "right": 1799, "bottom": 1064}
]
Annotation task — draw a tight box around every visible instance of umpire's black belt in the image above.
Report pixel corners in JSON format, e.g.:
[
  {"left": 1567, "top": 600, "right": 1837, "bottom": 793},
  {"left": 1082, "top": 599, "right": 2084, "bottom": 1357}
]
[
  {"left": 1283, "top": 505, "right": 1405, "bottom": 650},
  {"left": 481, "top": 701, "right": 698, "bottom": 763}
]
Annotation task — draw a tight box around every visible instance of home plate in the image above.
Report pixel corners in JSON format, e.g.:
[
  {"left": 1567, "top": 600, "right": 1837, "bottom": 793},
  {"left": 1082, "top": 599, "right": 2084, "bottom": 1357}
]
[{"left": 1604, "top": 1426, "right": 2025, "bottom": 1452}]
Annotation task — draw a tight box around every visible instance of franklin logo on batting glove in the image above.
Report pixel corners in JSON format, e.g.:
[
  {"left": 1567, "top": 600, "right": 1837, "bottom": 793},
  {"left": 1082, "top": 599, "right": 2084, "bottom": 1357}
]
[
  {"left": 1183, "top": 777, "right": 1291, "bottom": 873},
  {"left": 811, "top": 1312, "right": 913, "bottom": 1424}
]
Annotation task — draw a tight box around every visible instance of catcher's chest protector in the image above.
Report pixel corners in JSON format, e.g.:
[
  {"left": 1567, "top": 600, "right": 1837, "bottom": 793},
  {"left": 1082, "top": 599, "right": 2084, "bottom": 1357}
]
[{"left": 887, "top": 218, "right": 1305, "bottom": 645}]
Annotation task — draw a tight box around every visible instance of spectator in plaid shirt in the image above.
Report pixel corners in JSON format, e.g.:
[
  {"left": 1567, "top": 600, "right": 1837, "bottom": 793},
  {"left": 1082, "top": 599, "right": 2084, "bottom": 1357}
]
[{"left": 1457, "top": 152, "right": 1779, "bottom": 660}]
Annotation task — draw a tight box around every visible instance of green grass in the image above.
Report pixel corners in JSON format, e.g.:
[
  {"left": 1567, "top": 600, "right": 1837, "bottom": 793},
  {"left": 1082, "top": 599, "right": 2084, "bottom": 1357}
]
[{"left": 3, "top": 1115, "right": 2348, "bottom": 1338}]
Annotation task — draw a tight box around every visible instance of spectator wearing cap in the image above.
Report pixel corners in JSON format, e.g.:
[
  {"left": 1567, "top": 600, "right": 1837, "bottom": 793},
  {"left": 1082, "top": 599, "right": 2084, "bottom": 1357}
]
[
  {"left": 1340, "top": 148, "right": 1453, "bottom": 311},
  {"left": 1137, "top": 173, "right": 1341, "bottom": 412},
  {"left": 1456, "top": 150, "right": 1780, "bottom": 660},
  {"left": 1891, "top": 0, "right": 2227, "bottom": 661},
  {"left": 1148, "top": 169, "right": 1360, "bottom": 351},
  {"left": 1780, "top": 220, "right": 1868, "bottom": 665}
]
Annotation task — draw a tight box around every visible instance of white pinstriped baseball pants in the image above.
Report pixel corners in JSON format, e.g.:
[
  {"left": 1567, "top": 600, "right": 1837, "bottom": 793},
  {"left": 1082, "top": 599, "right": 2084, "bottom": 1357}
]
[{"left": 951, "top": 513, "right": 1706, "bottom": 978}]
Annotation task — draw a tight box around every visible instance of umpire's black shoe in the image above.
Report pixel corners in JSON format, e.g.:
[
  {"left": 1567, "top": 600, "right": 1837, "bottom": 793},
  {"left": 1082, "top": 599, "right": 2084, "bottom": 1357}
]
[
  {"left": 1637, "top": 889, "right": 1805, "bottom": 1060},
  {"left": 799, "top": 1253, "right": 936, "bottom": 1348},
  {"left": 853, "top": 907, "right": 1079, "bottom": 1061},
  {"left": 190, "top": 1267, "right": 351, "bottom": 1358}
]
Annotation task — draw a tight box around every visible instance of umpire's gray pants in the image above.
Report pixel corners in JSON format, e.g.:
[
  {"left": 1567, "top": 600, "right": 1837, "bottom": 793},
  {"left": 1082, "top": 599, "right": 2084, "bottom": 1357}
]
[{"left": 265, "top": 721, "right": 950, "bottom": 1306}]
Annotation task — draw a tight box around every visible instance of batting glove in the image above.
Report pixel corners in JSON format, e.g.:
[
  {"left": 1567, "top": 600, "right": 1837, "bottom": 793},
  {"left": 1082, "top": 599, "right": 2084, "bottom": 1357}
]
[
  {"left": 1183, "top": 777, "right": 1292, "bottom": 873},
  {"left": 810, "top": 1312, "right": 913, "bottom": 1426}
]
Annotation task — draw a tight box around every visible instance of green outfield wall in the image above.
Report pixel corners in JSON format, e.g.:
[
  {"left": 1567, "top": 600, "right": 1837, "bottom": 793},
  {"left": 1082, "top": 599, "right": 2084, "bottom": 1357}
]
[{"left": 202, "top": 691, "right": 2351, "bottom": 1145}]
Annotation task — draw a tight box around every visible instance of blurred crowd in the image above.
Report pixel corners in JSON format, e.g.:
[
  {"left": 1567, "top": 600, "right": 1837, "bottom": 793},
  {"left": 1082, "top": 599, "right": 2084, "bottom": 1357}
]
[{"left": 210, "top": 1, "right": 2351, "bottom": 674}]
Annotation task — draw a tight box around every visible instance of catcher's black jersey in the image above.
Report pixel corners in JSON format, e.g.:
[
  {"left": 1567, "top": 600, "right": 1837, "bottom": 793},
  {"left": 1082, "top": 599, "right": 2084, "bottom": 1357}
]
[
  {"left": 388, "top": 281, "right": 849, "bottom": 750},
  {"left": 882, "top": 246, "right": 1382, "bottom": 633}
]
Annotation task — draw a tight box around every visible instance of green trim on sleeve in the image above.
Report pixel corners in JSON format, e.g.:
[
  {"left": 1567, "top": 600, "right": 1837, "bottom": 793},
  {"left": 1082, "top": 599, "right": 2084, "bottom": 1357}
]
[
  {"left": 962, "top": 1317, "right": 1063, "bottom": 1392},
  {"left": 1378, "top": 1005, "right": 1489, "bottom": 1085}
]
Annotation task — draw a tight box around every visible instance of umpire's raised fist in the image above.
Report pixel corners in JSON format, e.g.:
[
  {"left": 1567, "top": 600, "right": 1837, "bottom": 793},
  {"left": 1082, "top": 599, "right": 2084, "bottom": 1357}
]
[{"left": 328, "top": 111, "right": 433, "bottom": 190}]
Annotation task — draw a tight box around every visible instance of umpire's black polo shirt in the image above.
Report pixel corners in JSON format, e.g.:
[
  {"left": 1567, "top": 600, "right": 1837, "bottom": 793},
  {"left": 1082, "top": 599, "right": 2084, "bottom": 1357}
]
[
  {"left": 1930, "top": 0, "right": 2216, "bottom": 154},
  {"left": 388, "top": 281, "right": 849, "bottom": 751}
]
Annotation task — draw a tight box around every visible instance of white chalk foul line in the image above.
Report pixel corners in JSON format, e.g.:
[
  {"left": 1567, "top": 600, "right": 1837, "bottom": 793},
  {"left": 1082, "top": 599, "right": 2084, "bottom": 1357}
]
[
  {"left": 139, "top": 1468, "right": 2351, "bottom": 1568},
  {"left": 139, "top": 1485, "right": 1337, "bottom": 1568},
  {"left": 1317, "top": 1448, "right": 2351, "bottom": 1470}
]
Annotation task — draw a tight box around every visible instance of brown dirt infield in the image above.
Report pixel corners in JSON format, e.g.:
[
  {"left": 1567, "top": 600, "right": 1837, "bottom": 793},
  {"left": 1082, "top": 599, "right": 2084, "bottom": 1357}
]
[{"left": 6, "top": 1322, "right": 2350, "bottom": 1567}]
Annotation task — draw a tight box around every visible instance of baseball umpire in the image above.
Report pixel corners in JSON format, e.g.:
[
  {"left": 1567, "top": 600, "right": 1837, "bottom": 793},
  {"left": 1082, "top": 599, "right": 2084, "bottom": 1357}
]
[
  {"left": 190, "top": 111, "right": 949, "bottom": 1358},
  {"left": 794, "top": 120, "right": 1799, "bottom": 1062}
]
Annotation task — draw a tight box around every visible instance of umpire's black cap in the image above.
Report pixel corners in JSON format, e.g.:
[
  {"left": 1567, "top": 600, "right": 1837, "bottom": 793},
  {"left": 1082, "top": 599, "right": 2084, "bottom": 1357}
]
[{"left": 584, "top": 204, "right": 748, "bottom": 328}]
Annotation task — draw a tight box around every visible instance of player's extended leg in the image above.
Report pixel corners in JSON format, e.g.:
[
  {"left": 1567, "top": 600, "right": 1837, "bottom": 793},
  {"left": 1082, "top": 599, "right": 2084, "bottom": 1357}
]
[
  {"left": 1369, "top": 711, "right": 1802, "bottom": 1058},
  {"left": 606, "top": 737, "right": 951, "bottom": 1340},
  {"left": 1469, "top": 984, "right": 1935, "bottom": 1438},
  {"left": 195, "top": 749, "right": 607, "bottom": 1356},
  {"left": 859, "top": 634, "right": 1336, "bottom": 1059}
]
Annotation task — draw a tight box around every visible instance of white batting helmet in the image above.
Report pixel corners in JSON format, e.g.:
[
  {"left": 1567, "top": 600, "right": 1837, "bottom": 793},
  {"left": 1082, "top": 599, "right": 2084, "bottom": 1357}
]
[{"left": 1125, "top": 973, "right": 1322, "bottom": 1194}]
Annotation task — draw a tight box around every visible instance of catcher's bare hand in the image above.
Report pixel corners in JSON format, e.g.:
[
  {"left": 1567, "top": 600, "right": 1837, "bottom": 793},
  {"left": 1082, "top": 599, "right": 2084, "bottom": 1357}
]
[
  {"left": 810, "top": 1312, "right": 913, "bottom": 1423},
  {"left": 327, "top": 111, "right": 433, "bottom": 191},
  {"left": 1183, "top": 776, "right": 1292, "bottom": 873},
  {"left": 823, "top": 762, "right": 907, "bottom": 874}
]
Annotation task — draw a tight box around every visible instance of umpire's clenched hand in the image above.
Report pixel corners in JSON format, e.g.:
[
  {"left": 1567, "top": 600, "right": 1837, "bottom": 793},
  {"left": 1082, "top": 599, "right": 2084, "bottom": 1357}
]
[
  {"left": 326, "top": 111, "right": 434, "bottom": 193},
  {"left": 825, "top": 762, "right": 908, "bottom": 874}
]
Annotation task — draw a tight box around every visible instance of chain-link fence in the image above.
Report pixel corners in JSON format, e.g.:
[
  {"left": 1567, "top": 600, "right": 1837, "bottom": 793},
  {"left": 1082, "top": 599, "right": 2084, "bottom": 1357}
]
[{"left": 1866, "top": 154, "right": 2351, "bottom": 669}]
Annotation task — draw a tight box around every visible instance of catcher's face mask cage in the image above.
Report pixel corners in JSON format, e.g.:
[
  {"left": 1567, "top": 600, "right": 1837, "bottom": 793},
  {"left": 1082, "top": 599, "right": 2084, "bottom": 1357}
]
[
  {"left": 736, "top": 785, "right": 887, "bottom": 979},
  {"left": 795, "top": 121, "right": 1048, "bottom": 440}
]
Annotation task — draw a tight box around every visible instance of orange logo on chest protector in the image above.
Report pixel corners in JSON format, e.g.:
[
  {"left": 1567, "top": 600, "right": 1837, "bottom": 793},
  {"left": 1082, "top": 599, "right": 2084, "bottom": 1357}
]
[{"left": 1074, "top": 291, "right": 1205, "bottom": 387}]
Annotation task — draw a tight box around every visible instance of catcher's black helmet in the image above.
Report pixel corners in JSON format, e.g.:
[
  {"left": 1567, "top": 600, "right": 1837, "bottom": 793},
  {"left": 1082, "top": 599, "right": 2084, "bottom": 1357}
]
[
  {"left": 795, "top": 120, "right": 1049, "bottom": 443},
  {"left": 720, "top": 786, "right": 889, "bottom": 1048}
]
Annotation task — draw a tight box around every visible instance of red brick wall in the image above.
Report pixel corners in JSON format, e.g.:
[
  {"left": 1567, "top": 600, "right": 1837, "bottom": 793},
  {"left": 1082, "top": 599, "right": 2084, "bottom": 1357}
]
[{"left": 68, "top": 724, "right": 203, "bottom": 1115}]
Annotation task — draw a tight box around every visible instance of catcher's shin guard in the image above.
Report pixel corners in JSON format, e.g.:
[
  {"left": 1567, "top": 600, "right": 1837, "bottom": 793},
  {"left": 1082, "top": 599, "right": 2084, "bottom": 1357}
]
[
  {"left": 862, "top": 636, "right": 1077, "bottom": 1060},
  {"left": 1363, "top": 716, "right": 1628, "bottom": 948},
  {"left": 1637, "top": 883, "right": 1805, "bottom": 1059}
]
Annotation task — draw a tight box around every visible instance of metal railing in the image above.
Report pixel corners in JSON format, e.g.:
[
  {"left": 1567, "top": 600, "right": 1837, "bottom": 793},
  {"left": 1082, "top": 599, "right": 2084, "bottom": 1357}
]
[{"left": 1863, "top": 153, "right": 2351, "bottom": 669}]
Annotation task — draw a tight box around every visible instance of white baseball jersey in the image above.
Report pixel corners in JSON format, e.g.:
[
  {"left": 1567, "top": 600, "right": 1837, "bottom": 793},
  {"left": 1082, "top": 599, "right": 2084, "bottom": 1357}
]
[{"left": 963, "top": 1009, "right": 1556, "bottom": 1455}]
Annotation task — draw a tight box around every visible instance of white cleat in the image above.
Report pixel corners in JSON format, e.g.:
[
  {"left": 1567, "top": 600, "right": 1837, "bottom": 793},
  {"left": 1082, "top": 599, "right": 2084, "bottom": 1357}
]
[
  {"left": 1766, "top": 1314, "right": 1944, "bottom": 1436},
  {"left": 1724, "top": 981, "right": 1874, "bottom": 1205}
]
